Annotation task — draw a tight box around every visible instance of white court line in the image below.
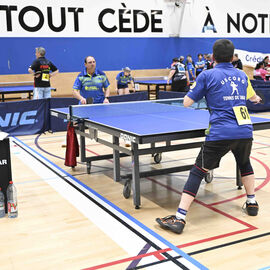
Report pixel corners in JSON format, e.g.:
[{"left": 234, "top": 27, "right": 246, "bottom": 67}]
[{"left": 11, "top": 136, "right": 208, "bottom": 270}]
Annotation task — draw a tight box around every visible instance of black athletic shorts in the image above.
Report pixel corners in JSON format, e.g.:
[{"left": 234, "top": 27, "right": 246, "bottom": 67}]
[
  {"left": 195, "top": 138, "right": 253, "bottom": 170},
  {"left": 117, "top": 84, "right": 128, "bottom": 89},
  {"left": 171, "top": 78, "right": 187, "bottom": 92}
]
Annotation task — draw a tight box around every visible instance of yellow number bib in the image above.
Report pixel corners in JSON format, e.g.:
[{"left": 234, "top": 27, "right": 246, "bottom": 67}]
[
  {"left": 233, "top": 106, "right": 252, "bottom": 125},
  {"left": 42, "top": 73, "right": 50, "bottom": 82}
]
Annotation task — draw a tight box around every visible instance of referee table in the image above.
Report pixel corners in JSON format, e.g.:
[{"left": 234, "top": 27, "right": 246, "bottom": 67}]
[{"left": 51, "top": 98, "right": 270, "bottom": 209}]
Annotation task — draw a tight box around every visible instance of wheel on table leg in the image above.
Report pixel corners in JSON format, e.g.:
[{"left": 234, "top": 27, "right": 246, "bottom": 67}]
[
  {"left": 135, "top": 205, "right": 140, "bottom": 209},
  {"left": 123, "top": 181, "right": 131, "bottom": 199},
  {"left": 87, "top": 162, "right": 91, "bottom": 174},
  {"left": 205, "top": 170, "right": 213, "bottom": 183},
  {"left": 154, "top": 153, "right": 162, "bottom": 164}
]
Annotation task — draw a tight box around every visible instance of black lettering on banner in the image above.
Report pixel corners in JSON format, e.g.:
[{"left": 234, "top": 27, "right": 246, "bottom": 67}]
[
  {"left": 98, "top": 8, "right": 117, "bottom": 32},
  {"left": 0, "top": 5, "right": 17, "bottom": 31},
  {"left": 242, "top": 13, "right": 257, "bottom": 33},
  {"left": 133, "top": 10, "right": 149, "bottom": 32},
  {"left": 119, "top": 7, "right": 131, "bottom": 32},
  {"left": 67, "top": 7, "right": 84, "bottom": 32},
  {"left": 19, "top": 6, "right": 44, "bottom": 32},
  {"left": 258, "top": 14, "right": 268, "bottom": 33},
  {"left": 151, "top": 10, "right": 162, "bottom": 32},
  {"left": 47, "top": 7, "right": 66, "bottom": 32},
  {"left": 227, "top": 13, "right": 240, "bottom": 33}
]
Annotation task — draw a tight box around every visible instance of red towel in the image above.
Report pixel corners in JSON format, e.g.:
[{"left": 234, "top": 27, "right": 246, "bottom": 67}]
[{"left": 65, "top": 122, "right": 79, "bottom": 167}]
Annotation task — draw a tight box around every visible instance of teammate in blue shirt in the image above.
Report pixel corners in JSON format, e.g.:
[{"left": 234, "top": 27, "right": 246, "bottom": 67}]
[
  {"left": 73, "top": 56, "right": 110, "bottom": 104},
  {"left": 186, "top": 56, "right": 196, "bottom": 83},
  {"left": 195, "top": 53, "right": 205, "bottom": 76},
  {"left": 116, "top": 67, "right": 135, "bottom": 95},
  {"left": 156, "top": 39, "right": 261, "bottom": 234}
]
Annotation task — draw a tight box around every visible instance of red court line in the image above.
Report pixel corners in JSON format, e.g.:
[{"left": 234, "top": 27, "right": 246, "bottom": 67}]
[
  {"left": 209, "top": 156, "right": 270, "bottom": 206},
  {"left": 81, "top": 148, "right": 269, "bottom": 270},
  {"left": 257, "top": 152, "right": 267, "bottom": 155}
]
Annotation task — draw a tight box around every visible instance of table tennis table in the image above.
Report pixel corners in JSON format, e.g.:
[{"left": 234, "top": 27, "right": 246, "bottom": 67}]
[
  {"left": 51, "top": 99, "right": 270, "bottom": 209},
  {"left": 134, "top": 76, "right": 171, "bottom": 99},
  {"left": 0, "top": 81, "right": 56, "bottom": 102}
]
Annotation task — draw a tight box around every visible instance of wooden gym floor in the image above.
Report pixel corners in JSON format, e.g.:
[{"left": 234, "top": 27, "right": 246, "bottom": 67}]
[{"left": 0, "top": 112, "right": 270, "bottom": 270}]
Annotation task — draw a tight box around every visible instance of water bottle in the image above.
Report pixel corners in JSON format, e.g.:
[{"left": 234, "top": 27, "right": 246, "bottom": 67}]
[
  {"left": 0, "top": 188, "right": 5, "bottom": 218},
  {"left": 7, "top": 181, "right": 18, "bottom": 218}
]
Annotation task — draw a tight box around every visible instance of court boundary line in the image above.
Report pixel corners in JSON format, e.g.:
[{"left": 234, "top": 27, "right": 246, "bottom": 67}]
[
  {"left": 129, "top": 232, "right": 270, "bottom": 269},
  {"left": 16, "top": 135, "right": 269, "bottom": 269},
  {"left": 12, "top": 136, "right": 208, "bottom": 270}
]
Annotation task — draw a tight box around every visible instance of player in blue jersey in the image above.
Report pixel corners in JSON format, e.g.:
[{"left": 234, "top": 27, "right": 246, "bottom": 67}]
[
  {"left": 195, "top": 53, "right": 205, "bottom": 76},
  {"left": 73, "top": 56, "right": 110, "bottom": 104},
  {"left": 116, "top": 67, "right": 135, "bottom": 95},
  {"left": 156, "top": 39, "right": 262, "bottom": 234}
]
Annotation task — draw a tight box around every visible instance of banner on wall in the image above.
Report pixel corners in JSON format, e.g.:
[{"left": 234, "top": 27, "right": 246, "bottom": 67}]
[
  {"left": 234, "top": 49, "right": 269, "bottom": 67},
  {"left": 0, "top": 0, "right": 169, "bottom": 37},
  {"left": 181, "top": 0, "right": 270, "bottom": 38}
]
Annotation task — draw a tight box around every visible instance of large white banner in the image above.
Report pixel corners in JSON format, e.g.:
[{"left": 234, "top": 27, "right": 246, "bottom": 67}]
[
  {"left": 0, "top": 0, "right": 170, "bottom": 37},
  {"left": 235, "top": 49, "right": 269, "bottom": 68},
  {"left": 181, "top": 0, "right": 270, "bottom": 37}
]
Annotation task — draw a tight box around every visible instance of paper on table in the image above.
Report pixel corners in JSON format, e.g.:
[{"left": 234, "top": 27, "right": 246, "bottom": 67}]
[{"left": 0, "top": 131, "right": 9, "bottom": 141}]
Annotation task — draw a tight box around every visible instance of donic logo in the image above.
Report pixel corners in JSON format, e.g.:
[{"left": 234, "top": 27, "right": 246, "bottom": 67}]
[
  {"left": 0, "top": 111, "right": 38, "bottom": 127},
  {"left": 202, "top": 6, "right": 217, "bottom": 33}
]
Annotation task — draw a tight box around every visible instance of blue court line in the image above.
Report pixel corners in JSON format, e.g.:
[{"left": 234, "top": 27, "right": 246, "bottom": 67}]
[
  {"left": 12, "top": 135, "right": 209, "bottom": 270},
  {"left": 258, "top": 267, "right": 270, "bottom": 270}
]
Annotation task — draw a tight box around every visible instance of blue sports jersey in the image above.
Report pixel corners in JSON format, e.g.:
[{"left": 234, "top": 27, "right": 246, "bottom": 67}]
[
  {"left": 187, "top": 63, "right": 255, "bottom": 141},
  {"left": 73, "top": 68, "right": 110, "bottom": 104},
  {"left": 186, "top": 62, "right": 195, "bottom": 82},
  {"left": 116, "top": 71, "right": 133, "bottom": 88},
  {"left": 195, "top": 60, "right": 205, "bottom": 73}
]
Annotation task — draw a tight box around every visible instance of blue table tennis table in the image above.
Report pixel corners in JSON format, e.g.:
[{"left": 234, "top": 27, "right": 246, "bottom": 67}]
[
  {"left": 0, "top": 82, "right": 56, "bottom": 102},
  {"left": 51, "top": 99, "right": 270, "bottom": 209},
  {"left": 134, "top": 76, "right": 171, "bottom": 99}
]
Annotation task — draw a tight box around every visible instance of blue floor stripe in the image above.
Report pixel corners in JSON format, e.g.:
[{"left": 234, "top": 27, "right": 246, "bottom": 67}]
[{"left": 12, "top": 135, "right": 209, "bottom": 270}]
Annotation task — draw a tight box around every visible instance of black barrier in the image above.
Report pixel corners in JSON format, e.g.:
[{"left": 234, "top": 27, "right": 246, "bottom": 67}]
[
  {"left": 108, "top": 91, "right": 148, "bottom": 103},
  {"left": 0, "top": 138, "right": 12, "bottom": 213},
  {"left": 0, "top": 99, "right": 49, "bottom": 135},
  {"left": 250, "top": 80, "right": 270, "bottom": 89},
  {"left": 158, "top": 91, "right": 186, "bottom": 99},
  {"left": 247, "top": 88, "right": 270, "bottom": 112},
  {"left": 50, "top": 98, "right": 78, "bottom": 132}
]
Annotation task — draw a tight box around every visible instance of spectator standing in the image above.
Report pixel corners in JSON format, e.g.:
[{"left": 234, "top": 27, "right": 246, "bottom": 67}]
[
  {"left": 28, "top": 47, "right": 58, "bottom": 99},
  {"left": 167, "top": 58, "right": 189, "bottom": 92},
  {"left": 232, "top": 53, "right": 243, "bottom": 69},
  {"left": 186, "top": 56, "right": 196, "bottom": 83},
  {"left": 195, "top": 53, "right": 205, "bottom": 76}
]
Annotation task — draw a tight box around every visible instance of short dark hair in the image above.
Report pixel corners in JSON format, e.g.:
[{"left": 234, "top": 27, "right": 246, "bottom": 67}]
[
  {"left": 84, "top": 55, "right": 95, "bottom": 63},
  {"left": 173, "top": 57, "right": 179, "bottom": 62},
  {"left": 213, "top": 39, "right": 234, "bottom": 63}
]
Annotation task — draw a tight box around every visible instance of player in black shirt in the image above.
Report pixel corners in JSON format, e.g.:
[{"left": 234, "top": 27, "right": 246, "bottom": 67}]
[{"left": 28, "top": 47, "right": 58, "bottom": 99}]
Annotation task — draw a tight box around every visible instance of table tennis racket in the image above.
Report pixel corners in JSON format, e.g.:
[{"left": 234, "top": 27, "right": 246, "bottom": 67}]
[{"left": 87, "top": 97, "right": 93, "bottom": 104}]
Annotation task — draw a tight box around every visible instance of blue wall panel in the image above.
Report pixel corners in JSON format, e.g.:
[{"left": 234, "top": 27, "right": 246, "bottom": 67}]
[{"left": 0, "top": 37, "right": 270, "bottom": 75}]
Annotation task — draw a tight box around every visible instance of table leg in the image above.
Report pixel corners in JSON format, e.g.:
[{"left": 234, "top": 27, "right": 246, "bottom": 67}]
[
  {"left": 131, "top": 143, "right": 141, "bottom": 209},
  {"left": 113, "top": 136, "right": 120, "bottom": 182}
]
